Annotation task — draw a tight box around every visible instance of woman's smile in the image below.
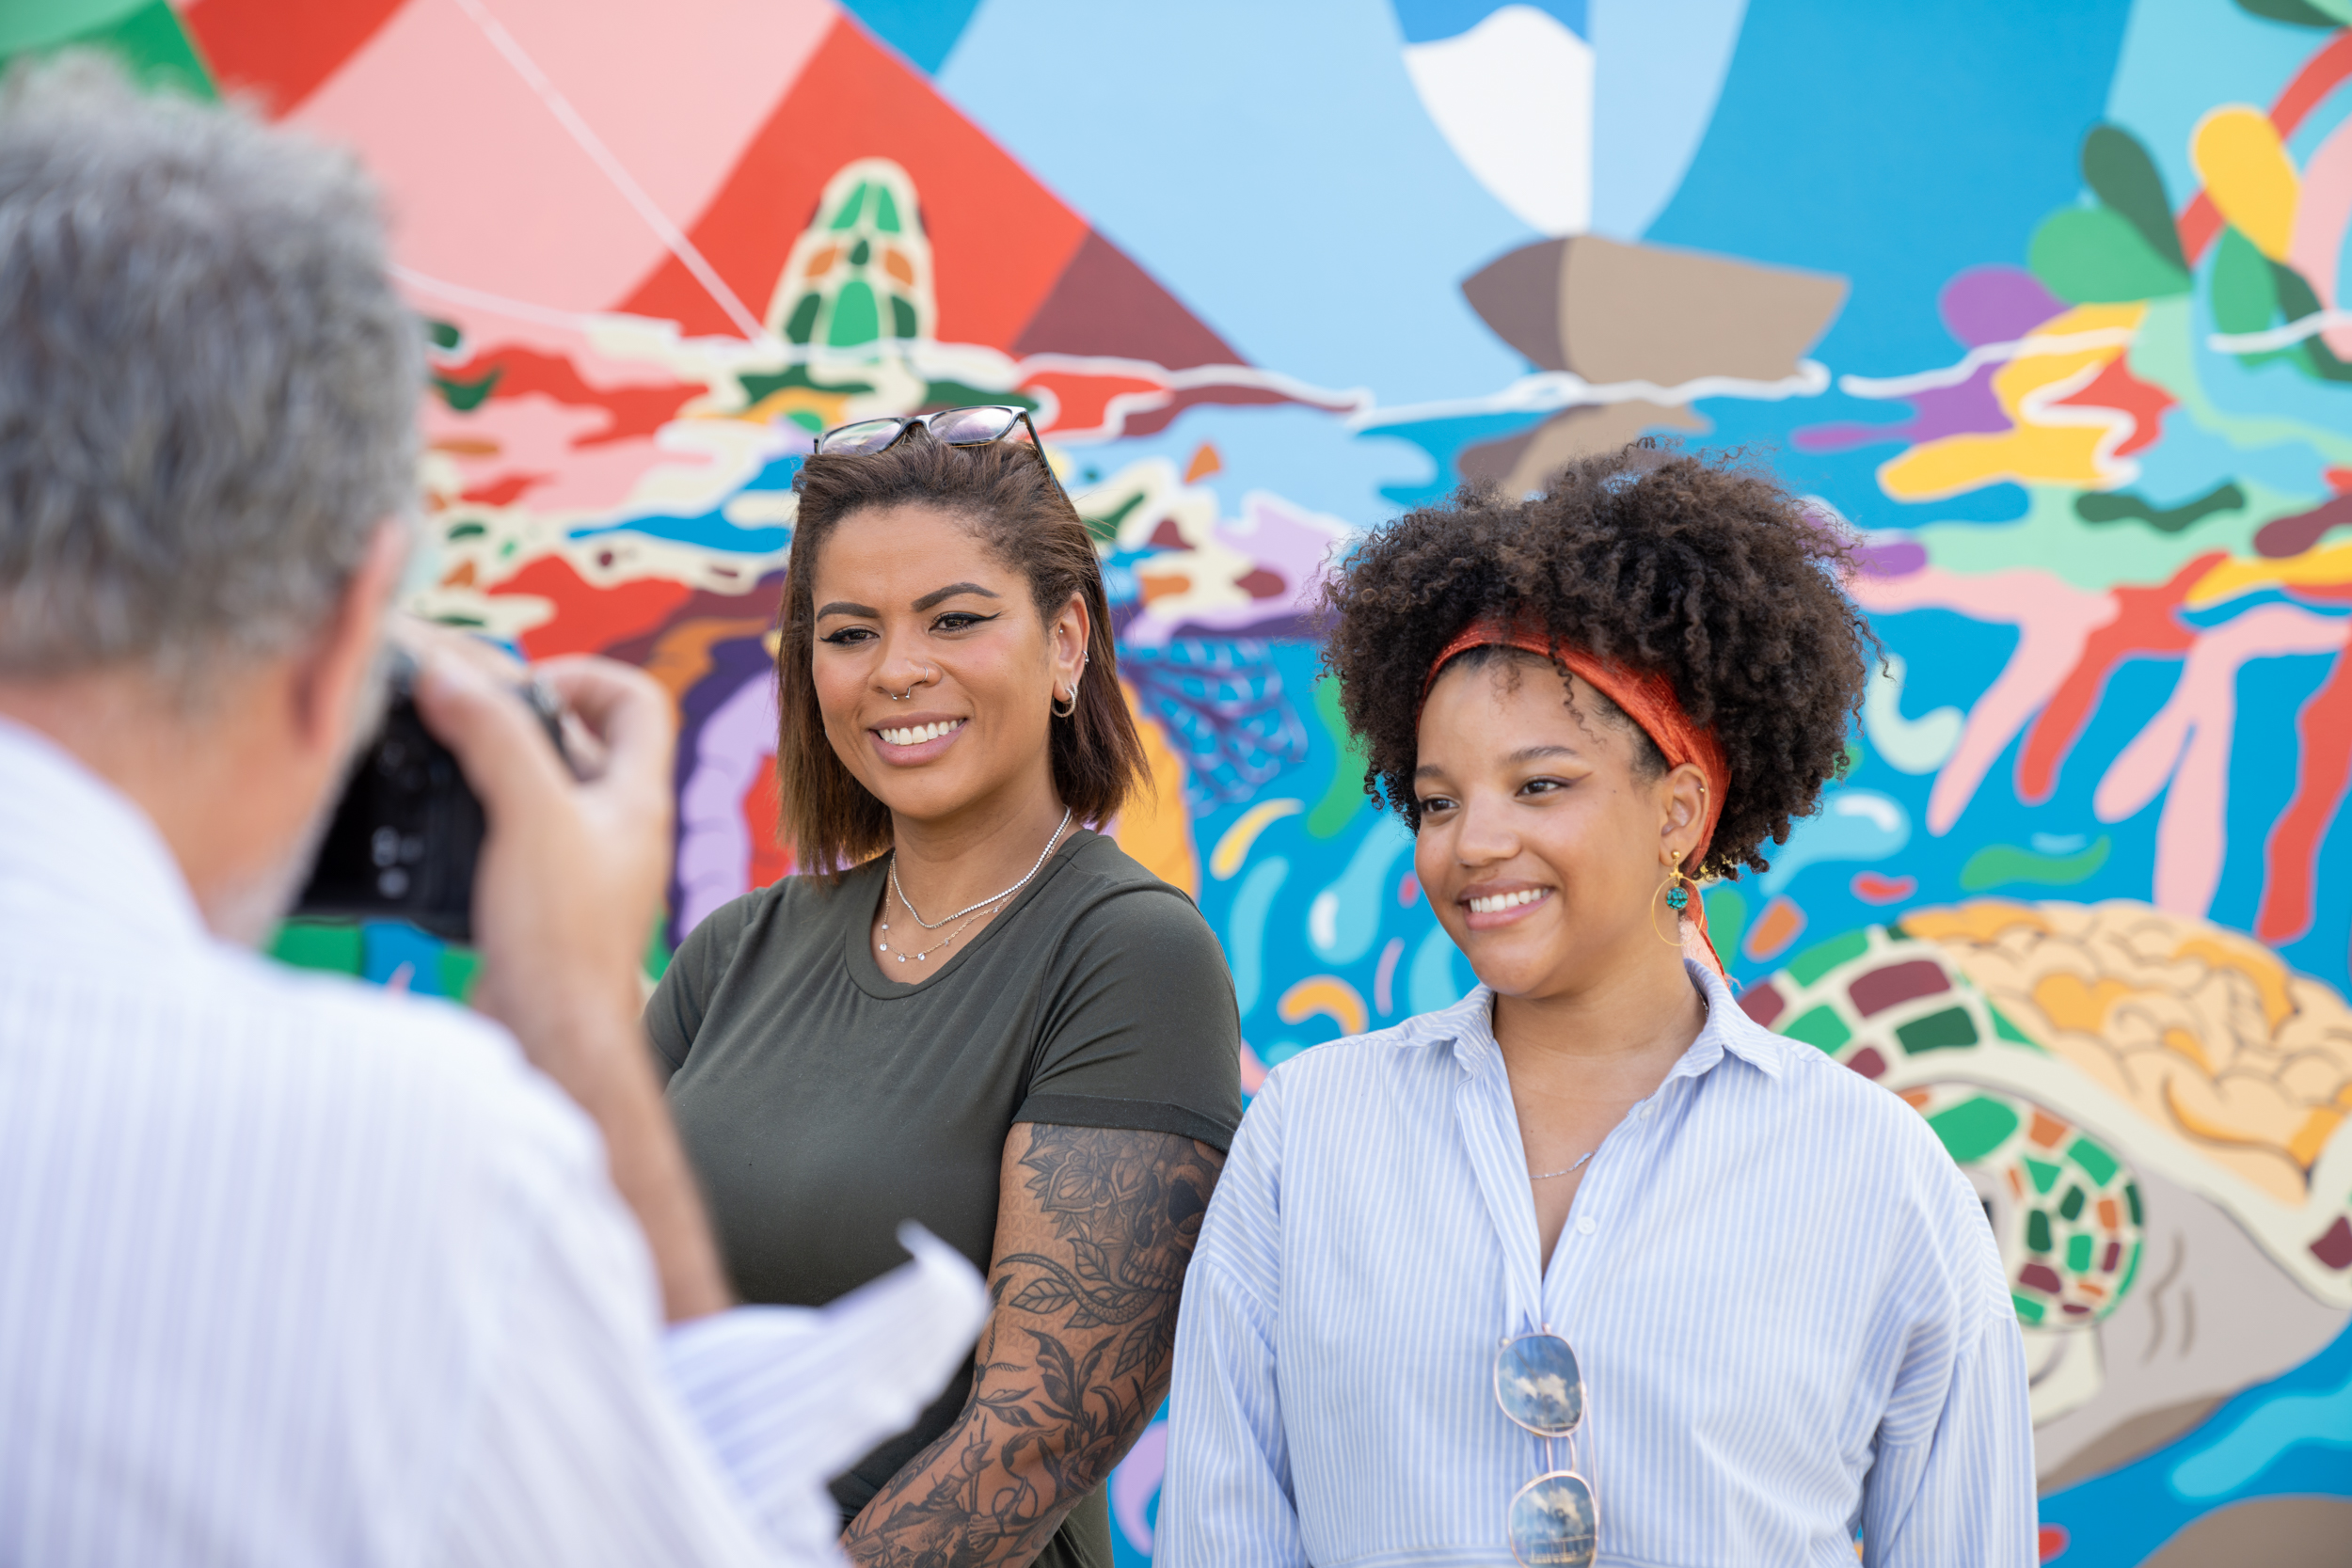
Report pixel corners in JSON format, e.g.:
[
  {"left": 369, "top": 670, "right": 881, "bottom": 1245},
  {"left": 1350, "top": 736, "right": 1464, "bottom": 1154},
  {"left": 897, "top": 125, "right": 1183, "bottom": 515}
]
[
  {"left": 869, "top": 713, "right": 967, "bottom": 762},
  {"left": 1460, "top": 882, "right": 1554, "bottom": 928}
]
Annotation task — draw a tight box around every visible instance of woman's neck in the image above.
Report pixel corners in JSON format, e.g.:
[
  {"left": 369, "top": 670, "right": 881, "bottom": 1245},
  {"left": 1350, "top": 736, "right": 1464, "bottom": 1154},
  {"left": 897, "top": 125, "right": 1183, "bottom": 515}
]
[
  {"left": 886, "top": 784, "right": 1073, "bottom": 918},
  {"left": 1491, "top": 941, "right": 1708, "bottom": 1088}
]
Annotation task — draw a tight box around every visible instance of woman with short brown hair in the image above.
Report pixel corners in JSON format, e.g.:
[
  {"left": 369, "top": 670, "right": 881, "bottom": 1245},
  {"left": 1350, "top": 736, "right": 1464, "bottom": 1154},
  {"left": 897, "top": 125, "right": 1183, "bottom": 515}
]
[{"left": 649, "top": 407, "right": 1242, "bottom": 1568}]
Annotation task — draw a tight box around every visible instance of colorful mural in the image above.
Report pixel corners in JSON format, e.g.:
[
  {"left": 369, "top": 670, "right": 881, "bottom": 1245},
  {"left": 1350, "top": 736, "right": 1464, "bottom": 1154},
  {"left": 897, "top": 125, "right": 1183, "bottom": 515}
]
[{"left": 14, "top": 0, "right": 2352, "bottom": 1559}]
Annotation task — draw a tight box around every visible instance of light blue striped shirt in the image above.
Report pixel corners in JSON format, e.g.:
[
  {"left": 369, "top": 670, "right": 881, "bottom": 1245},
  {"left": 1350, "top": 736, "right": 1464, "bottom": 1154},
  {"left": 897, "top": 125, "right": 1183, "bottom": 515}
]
[
  {"left": 1161, "top": 963, "right": 2035, "bottom": 1567},
  {"left": 0, "top": 718, "right": 985, "bottom": 1565}
]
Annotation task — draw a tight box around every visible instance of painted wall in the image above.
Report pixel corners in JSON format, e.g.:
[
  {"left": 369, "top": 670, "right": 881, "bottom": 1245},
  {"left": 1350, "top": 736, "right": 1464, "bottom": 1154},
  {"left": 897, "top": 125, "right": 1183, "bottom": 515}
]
[{"left": 12, "top": 1, "right": 2352, "bottom": 1560}]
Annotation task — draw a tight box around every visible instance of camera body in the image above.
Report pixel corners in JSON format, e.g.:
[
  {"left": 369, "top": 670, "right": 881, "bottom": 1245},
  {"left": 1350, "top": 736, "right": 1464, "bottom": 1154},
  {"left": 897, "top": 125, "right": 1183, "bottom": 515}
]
[{"left": 293, "top": 653, "right": 564, "bottom": 943}]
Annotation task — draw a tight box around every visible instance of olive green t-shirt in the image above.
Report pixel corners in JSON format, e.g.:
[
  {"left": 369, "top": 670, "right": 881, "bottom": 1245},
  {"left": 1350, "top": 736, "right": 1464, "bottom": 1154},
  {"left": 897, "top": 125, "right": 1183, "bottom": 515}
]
[{"left": 646, "top": 829, "right": 1242, "bottom": 1568}]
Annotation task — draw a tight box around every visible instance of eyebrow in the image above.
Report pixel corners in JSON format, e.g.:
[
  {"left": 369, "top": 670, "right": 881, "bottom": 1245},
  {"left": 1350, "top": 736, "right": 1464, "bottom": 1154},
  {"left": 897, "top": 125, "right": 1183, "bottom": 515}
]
[
  {"left": 1413, "top": 743, "right": 1582, "bottom": 781},
  {"left": 912, "top": 581, "right": 1000, "bottom": 611},
  {"left": 814, "top": 600, "right": 879, "bottom": 619}
]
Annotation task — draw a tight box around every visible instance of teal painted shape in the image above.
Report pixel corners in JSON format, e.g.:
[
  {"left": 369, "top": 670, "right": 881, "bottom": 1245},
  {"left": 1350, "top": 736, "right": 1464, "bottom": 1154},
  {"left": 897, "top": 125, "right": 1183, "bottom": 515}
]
[
  {"left": 1226, "top": 857, "right": 1289, "bottom": 1017},
  {"left": 1308, "top": 817, "right": 1414, "bottom": 964},
  {"left": 1407, "top": 925, "right": 1470, "bottom": 1014},
  {"left": 362, "top": 922, "right": 452, "bottom": 998},
  {"left": 839, "top": 0, "right": 987, "bottom": 72},
  {"left": 2169, "top": 1354, "right": 2352, "bottom": 1498}
]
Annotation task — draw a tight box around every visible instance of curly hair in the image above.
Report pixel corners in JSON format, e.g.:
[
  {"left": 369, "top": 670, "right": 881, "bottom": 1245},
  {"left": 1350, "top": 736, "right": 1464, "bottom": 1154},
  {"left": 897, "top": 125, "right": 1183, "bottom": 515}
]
[{"left": 1318, "top": 441, "right": 1878, "bottom": 880}]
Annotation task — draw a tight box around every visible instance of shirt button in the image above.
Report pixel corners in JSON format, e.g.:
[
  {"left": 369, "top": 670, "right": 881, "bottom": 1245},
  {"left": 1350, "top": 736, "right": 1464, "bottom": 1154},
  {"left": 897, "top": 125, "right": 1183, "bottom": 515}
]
[
  {"left": 1576, "top": 1216, "right": 1597, "bottom": 1235},
  {"left": 1638, "top": 1103, "right": 1654, "bottom": 1119}
]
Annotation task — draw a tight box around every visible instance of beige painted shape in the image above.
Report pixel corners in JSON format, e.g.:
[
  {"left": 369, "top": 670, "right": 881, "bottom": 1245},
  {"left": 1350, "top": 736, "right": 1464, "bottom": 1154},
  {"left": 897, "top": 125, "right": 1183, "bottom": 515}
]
[
  {"left": 1555, "top": 236, "right": 1848, "bottom": 387},
  {"left": 2026, "top": 1169, "right": 2348, "bottom": 1485},
  {"left": 2142, "top": 1494, "right": 2352, "bottom": 1566},
  {"left": 1460, "top": 401, "right": 1706, "bottom": 497}
]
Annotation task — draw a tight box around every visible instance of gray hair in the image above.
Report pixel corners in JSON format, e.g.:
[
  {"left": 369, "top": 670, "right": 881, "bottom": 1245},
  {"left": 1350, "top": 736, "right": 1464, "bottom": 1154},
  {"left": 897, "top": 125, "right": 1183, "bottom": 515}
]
[{"left": 0, "top": 54, "right": 422, "bottom": 680}]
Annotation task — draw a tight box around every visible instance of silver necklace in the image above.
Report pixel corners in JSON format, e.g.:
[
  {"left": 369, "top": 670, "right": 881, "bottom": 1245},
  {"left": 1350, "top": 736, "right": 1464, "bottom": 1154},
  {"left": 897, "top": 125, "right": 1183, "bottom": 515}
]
[
  {"left": 1530, "top": 1150, "right": 1596, "bottom": 1180},
  {"left": 878, "top": 808, "right": 1073, "bottom": 964}
]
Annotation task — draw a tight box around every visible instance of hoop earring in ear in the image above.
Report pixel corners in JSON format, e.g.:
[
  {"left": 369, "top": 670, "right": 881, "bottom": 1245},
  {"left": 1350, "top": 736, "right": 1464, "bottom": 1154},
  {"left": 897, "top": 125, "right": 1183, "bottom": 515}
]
[
  {"left": 1652, "top": 858, "right": 1695, "bottom": 949},
  {"left": 1052, "top": 687, "right": 1077, "bottom": 720}
]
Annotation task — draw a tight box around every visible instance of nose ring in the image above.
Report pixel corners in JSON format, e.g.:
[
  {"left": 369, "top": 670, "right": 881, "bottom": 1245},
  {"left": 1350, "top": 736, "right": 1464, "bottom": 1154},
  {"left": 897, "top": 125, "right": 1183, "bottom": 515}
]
[{"left": 890, "top": 664, "right": 938, "bottom": 701}]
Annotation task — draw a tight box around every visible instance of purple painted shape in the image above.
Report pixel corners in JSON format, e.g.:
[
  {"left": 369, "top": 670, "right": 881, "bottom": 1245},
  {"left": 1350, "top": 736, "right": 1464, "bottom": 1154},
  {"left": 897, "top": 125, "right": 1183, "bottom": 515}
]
[
  {"left": 1111, "top": 1420, "right": 1168, "bottom": 1552},
  {"left": 1939, "top": 265, "right": 2066, "bottom": 347},
  {"left": 1853, "top": 540, "right": 1928, "bottom": 579},
  {"left": 2018, "top": 1261, "right": 2066, "bottom": 1295},
  {"left": 1848, "top": 958, "right": 1953, "bottom": 1018},
  {"left": 1795, "top": 364, "right": 2010, "bottom": 454}
]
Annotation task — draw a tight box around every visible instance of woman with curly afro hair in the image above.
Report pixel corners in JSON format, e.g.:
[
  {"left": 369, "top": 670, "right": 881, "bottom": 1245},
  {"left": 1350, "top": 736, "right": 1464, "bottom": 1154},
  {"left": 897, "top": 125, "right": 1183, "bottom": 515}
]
[{"left": 1161, "top": 443, "right": 2034, "bottom": 1568}]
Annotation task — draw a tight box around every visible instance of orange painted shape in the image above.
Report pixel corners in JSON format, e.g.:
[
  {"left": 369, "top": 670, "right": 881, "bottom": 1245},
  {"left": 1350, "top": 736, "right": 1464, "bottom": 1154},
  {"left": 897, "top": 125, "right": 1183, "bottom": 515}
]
[
  {"left": 1136, "top": 572, "right": 1194, "bottom": 606},
  {"left": 2033, "top": 974, "right": 2138, "bottom": 1035},
  {"left": 457, "top": 472, "right": 550, "bottom": 508},
  {"left": 741, "top": 764, "right": 794, "bottom": 891},
  {"left": 1743, "top": 895, "right": 1804, "bottom": 961},
  {"left": 2327, "top": 467, "right": 2352, "bottom": 493},
  {"left": 2007, "top": 1165, "right": 2026, "bottom": 1199},
  {"left": 618, "top": 16, "right": 1089, "bottom": 347},
  {"left": 2097, "top": 1197, "right": 2120, "bottom": 1229},
  {"left": 1900, "top": 1087, "right": 1934, "bottom": 1112},
  {"left": 2290, "top": 1106, "right": 2344, "bottom": 1169},
  {"left": 1023, "top": 369, "right": 1168, "bottom": 435},
  {"left": 443, "top": 348, "right": 701, "bottom": 450},
  {"left": 486, "top": 556, "right": 693, "bottom": 659},
  {"left": 1901, "top": 902, "right": 2049, "bottom": 944},
  {"left": 2050, "top": 356, "right": 2173, "bottom": 458},
  {"left": 2029, "top": 1111, "right": 2070, "bottom": 1149},
  {"left": 1184, "top": 442, "right": 1224, "bottom": 483}
]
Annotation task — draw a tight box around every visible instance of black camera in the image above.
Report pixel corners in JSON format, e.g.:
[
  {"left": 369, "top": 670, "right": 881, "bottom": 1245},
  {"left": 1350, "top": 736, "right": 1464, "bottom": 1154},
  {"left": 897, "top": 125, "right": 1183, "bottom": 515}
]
[{"left": 293, "top": 649, "right": 565, "bottom": 943}]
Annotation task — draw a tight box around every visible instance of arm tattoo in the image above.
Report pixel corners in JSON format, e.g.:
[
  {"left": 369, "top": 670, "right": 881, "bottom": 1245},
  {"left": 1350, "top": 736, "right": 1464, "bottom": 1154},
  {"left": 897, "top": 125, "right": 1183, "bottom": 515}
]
[{"left": 843, "top": 1124, "right": 1224, "bottom": 1568}]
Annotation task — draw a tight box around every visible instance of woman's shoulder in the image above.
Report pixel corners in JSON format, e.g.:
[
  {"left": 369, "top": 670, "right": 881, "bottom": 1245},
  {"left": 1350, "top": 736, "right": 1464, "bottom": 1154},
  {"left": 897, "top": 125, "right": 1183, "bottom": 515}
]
[{"left": 1051, "top": 832, "right": 1218, "bottom": 937}]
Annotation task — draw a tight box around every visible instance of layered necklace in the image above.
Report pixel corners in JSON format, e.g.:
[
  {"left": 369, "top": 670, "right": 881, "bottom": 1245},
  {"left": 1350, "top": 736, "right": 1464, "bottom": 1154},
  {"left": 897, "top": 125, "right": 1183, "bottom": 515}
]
[{"left": 878, "top": 806, "right": 1073, "bottom": 968}]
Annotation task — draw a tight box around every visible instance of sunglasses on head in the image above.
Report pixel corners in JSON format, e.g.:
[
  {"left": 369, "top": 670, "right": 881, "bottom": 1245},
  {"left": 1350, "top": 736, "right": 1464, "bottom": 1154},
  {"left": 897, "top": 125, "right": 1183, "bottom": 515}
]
[{"left": 815, "top": 404, "right": 1054, "bottom": 474}]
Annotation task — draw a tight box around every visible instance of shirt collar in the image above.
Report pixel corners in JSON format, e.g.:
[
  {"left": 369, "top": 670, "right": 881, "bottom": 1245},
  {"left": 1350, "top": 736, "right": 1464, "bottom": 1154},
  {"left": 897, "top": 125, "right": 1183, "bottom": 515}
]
[
  {"left": 1438, "top": 957, "right": 1792, "bottom": 1083},
  {"left": 0, "top": 716, "right": 209, "bottom": 948}
]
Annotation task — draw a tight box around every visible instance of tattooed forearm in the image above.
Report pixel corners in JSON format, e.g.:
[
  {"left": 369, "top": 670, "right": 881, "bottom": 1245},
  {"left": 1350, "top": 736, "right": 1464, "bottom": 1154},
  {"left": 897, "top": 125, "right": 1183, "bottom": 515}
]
[{"left": 843, "top": 1123, "right": 1223, "bottom": 1568}]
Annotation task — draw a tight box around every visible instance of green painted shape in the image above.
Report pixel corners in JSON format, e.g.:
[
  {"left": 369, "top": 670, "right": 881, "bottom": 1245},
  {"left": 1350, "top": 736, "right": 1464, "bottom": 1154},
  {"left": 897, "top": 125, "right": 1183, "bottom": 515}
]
[
  {"left": 1958, "top": 836, "right": 2110, "bottom": 892},
  {"left": 2233, "top": 0, "right": 2344, "bottom": 24},
  {"left": 1703, "top": 885, "right": 1748, "bottom": 963},
  {"left": 427, "top": 319, "right": 463, "bottom": 352},
  {"left": 2081, "top": 123, "right": 2185, "bottom": 272},
  {"left": 2067, "top": 1231, "right": 2095, "bottom": 1272},
  {"left": 434, "top": 369, "right": 501, "bottom": 413},
  {"left": 826, "top": 280, "right": 880, "bottom": 347},
  {"left": 2026, "top": 1208, "right": 2054, "bottom": 1253},
  {"left": 268, "top": 919, "right": 363, "bottom": 974},
  {"left": 2211, "top": 229, "right": 2279, "bottom": 338},
  {"left": 2025, "top": 1156, "right": 2062, "bottom": 1195},
  {"left": 2269, "top": 261, "right": 2352, "bottom": 384},
  {"left": 829, "top": 182, "right": 868, "bottom": 230},
  {"left": 873, "top": 186, "right": 902, "bottom": 233},
  {"left": 1928, "top": 1094, "right": 2020, "bottom": 1163},
  {"left": 1989, "top": 1005, "right": 2044, "bottom": 1049},
  {"left": 1896, "top": 1005, "right": 1979, "bottom": 1053},
  {"left": 445, "top": 521, "right": 487, "bottom": 540},
  {"left": 2075, "top": 482, "right": 2245, "bottom": 534},
  {"left": 782, "top": 292, "right": 822, "bottom": 346},
  {"left": 437, "top": 946, "right": 481, "bottom": 1002},
  {"left": 2069, "top": 1135, "right": 2121, "bottom": 1186},
  {"left": 2116, "top": 1237, "right": 2143, "bottom": 1297},
  {"left": 1081, "top": 490, "right": 1145, "bottom": 544},
  {"left": 889, "top": 296, "right": 920, "bottom": 339},
  {"left": 2027, "top": 205, "right": 2189, "bottom": 304},
  {"left": 2058, "top": 1183, "right": 2088, "bottom": 1221},
  {"left": 0, "top": 0, "right": 211, "bottom": 98},
  {"left": 2012, "top": 1291, "right": 2047, "bottom": 1325},
  {"left": 848, "top": 238, "right": 871, "bottom": 267},
  {"left": 2125, "top": 1182, "right": 2142, "bottom": 1225},
  {"left": 1783, "top": 1004, "right": 1852, "bottom": 1053},
  {"left": 643, "top": 919, "right": 673, "bottom": 981},
  {"left": 918, "top": 381, "right": 1038, "bottom": 413},
  {"left": 1306, "top": 674, "right": 1373, "bottom": 838},
  {"left": 1786, "top": 927, "right": 1871, "bottom": 987}
]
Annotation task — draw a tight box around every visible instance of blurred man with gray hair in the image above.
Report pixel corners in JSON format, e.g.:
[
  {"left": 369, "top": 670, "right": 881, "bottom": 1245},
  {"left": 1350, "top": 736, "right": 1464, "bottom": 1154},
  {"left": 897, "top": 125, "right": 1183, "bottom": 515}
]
[{"left": 0, "top": 56, "right": 984, "bottom": 1566}]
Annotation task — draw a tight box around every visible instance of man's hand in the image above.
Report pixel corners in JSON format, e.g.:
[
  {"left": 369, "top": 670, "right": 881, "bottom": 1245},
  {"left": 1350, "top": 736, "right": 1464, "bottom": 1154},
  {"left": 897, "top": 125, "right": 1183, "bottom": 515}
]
[{"left": 406, "top": 626, "right": 732, "bottom": 1323}]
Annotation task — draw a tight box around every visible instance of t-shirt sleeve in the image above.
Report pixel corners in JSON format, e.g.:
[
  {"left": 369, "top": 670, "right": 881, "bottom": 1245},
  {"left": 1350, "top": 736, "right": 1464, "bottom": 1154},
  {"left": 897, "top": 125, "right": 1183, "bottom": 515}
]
[
  {"left": 1014, "top": 883, "right": 1244, "bottom": 1151},
  {"left": 643, "top": 898, "right": 745, "bottom": 1085}
]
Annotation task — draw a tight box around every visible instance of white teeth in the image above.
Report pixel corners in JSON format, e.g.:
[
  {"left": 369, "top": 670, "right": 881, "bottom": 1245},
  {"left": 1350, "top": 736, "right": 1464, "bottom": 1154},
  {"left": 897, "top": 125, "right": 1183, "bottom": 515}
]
[
  {"left": 1468, "top": 889, "right": 1547, "bottom": 914},
  {"left": 878, "top": 720, "right": 963, "bottom": 747}
]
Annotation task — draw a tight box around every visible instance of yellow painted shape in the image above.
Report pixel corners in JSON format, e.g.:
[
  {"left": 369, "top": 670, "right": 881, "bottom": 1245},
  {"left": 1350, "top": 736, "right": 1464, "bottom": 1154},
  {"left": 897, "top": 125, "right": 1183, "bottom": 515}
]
[
  {"left": 1113, "top": 681, "right": 1199, "bottom": 896},
  {"left": 1879, "top": 423, "right": 2116, "bottom": 501},
  {"left": 1987, "top": 303, "right": 2144, "bottom": 417},
  {"left": 1902, "top": 901, "right": 2050, "bottom": 946},
  {"left": 2163, "top": 1026, "right": 2216, "bottom": 1075},
  {"left": 1279, "top": 975, "right": 1369, "bottom": 1038},
  {"left": 2187, "top": 540, "right": 2352, "bottom": 607},
  {"left": 2289, "top": 1105, "right": 2344, "bottom": 1169},
  {"left": 1211, "top": 798, "right": 1304, "bottom": 880},
  {"left": 2172, "top": 933, "right": 2294, "bottom": 1031},
  {"left": 2194, "top": 105, "right": 2301, "bottom": 261},
  {"left": 2031, "top": 974, "right": 2140, "bottom": 1034}
]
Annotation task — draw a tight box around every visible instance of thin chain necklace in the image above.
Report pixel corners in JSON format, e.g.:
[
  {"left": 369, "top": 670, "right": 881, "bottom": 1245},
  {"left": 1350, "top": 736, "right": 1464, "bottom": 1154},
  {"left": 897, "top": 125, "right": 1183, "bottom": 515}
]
[
  {"left": 879, "top": 808, "right": 1073, "bottom": 966},
  {"left": 1530, "top": 1150, "right": 1595, "bottom": 1181}
]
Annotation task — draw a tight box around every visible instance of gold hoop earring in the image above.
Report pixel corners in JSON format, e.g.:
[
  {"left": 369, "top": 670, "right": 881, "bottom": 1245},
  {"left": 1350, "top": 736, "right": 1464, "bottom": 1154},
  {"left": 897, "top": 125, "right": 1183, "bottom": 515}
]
[{"left": 1652, "top": 859, "right": 1694, "bottom": 949}]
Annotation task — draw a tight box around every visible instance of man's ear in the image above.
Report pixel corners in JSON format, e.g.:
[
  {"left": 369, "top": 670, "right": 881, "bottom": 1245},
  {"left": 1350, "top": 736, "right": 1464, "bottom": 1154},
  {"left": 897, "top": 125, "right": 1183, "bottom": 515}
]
[{"left": 290, "top": 519, "right": 410, "bottom": 754}]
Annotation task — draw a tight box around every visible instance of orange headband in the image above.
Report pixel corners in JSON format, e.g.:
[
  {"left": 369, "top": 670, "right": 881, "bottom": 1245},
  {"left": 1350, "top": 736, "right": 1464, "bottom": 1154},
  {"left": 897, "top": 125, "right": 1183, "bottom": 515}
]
[{"left": 1423, "top": 614, "right": 1730, "bottom": 975}]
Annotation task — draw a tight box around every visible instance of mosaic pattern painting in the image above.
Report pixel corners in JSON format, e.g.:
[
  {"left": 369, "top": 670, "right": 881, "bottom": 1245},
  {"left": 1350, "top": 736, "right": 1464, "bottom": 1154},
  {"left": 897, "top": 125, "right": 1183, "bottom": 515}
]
[{"left": 14, "top": 0, "right": 2352, "bottom": 1560}]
